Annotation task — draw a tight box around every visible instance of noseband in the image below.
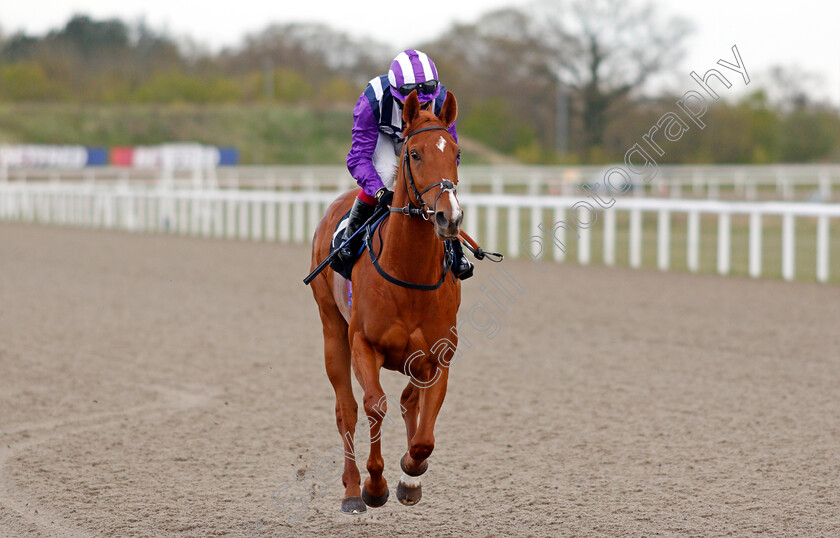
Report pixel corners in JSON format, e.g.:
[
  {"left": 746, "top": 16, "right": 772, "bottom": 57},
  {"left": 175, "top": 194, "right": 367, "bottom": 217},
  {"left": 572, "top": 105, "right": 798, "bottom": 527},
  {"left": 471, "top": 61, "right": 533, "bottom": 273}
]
[{"left": 390, "top": 126, "right": 457, "bottom": 219}]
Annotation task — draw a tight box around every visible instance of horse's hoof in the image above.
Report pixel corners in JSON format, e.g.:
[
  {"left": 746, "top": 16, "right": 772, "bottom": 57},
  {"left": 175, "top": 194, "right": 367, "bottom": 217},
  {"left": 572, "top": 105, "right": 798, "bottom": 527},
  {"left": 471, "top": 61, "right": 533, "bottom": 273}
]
[
  {"left": 400, "top": 454, "right": 428, "bottom": 477},
  {"left": 361, "top": 486, "right": 389, "bottom": 508},
  {"left": 396, "top": 478, "right": 422, "bottom": 506},
  {"left": 340, "top": 496, "right": 367, "bottom": 515}
]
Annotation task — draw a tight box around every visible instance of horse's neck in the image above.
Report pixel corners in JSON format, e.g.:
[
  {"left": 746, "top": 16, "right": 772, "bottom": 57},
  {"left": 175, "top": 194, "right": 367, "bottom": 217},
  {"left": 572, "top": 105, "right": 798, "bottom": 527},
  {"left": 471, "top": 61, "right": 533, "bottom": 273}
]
[{"left": 381, "top": 184, "right": 444, "bottom": 277}]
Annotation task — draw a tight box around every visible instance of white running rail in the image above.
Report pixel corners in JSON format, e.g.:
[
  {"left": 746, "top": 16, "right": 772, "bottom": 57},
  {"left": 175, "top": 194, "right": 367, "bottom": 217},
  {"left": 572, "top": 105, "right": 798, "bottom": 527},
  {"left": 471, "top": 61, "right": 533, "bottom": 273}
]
[
  {"left": 2, "top": 164, "right": 839, "bottom": 202},
  {"left": 1, "top": 183, "right": 837, "bottom": 283}
]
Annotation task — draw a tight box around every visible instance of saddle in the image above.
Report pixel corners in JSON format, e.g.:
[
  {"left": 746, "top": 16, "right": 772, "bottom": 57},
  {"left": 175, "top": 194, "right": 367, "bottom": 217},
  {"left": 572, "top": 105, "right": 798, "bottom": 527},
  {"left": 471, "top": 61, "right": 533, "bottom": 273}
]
[
  {"left": 328, "top": 210, "right": 389, "bottom": 281},
  {"left": 329, "top": 210, "right": 455, "bottom": 285}
]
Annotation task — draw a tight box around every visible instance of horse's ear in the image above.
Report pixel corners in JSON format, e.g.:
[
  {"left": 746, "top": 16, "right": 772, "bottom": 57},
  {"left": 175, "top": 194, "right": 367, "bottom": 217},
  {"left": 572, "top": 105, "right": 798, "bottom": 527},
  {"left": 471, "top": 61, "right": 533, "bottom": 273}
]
[
  {"left": 402, "top": 91, "right": 421, "bottom": 126},
  {"left": 437, "top": 91, "right": 457, "bottom": 128}
]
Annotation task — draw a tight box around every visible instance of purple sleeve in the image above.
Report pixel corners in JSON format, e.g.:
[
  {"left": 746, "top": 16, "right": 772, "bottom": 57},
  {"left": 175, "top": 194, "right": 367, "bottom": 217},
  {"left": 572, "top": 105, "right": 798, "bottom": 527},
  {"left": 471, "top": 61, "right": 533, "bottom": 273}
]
[
  {"left": 346, "top": 94, "right": 385, "bottom": 198},
  {"left": 439, "top": 87, "right": 458, "bottom": 145},
  {"left": 449, "top": 121, "right": 459, "bottom": 165}
]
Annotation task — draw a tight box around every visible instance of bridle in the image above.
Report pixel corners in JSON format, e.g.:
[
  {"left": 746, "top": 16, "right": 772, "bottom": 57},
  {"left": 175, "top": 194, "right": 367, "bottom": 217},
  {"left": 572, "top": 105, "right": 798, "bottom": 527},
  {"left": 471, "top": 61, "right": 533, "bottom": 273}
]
[
  {"left": 365, "top": 124, "right": 460, "bottom": 290},
  {"left": 390, "top": 125, "right": 457, "bottom": 220}
]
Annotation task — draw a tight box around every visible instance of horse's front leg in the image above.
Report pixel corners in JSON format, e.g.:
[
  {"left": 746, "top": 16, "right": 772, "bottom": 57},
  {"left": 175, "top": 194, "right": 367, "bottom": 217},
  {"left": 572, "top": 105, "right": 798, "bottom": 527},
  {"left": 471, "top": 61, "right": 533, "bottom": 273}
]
[
  {"left": 351, "top": 334, "right": 390, "bottom": 508},
  {"left": 401, "top": 367, "right": 449, "bottom": 479},
  {"left": 396, "top": 382, "right": 423, "bottom": 505}
]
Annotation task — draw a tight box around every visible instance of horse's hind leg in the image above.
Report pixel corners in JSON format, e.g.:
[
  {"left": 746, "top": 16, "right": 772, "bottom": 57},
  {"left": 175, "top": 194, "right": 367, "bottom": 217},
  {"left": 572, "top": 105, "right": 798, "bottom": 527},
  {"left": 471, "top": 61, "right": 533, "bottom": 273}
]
[
  {"left": 402, "top": 367, "right": 450, "bottom": 477},
  {"left": 400, "top": 382, "right": 420, "bottom": 447},
  {"left": 318, "top": 304, "right": 365, "bottom": 514}
]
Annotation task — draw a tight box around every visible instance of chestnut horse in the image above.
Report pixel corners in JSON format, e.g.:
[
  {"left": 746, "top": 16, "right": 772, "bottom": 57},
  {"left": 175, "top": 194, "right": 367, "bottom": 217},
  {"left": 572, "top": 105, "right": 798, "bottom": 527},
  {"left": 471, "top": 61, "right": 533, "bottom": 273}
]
[{"left": 308, "top": 90, "right": 462, "bottom": 514}]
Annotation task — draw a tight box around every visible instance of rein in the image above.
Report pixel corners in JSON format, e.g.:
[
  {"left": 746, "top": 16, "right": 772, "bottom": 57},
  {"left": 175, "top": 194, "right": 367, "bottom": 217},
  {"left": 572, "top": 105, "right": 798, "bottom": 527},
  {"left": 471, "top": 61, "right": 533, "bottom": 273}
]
[
  {"left": 365, "top": 213, "right": 453, "bottom": 291},
  {"left": 304, "top": 122, "right": 503, "bottom": 287},
  {"left": 370, "top": 124, "right": 457, "bottom": 290}
]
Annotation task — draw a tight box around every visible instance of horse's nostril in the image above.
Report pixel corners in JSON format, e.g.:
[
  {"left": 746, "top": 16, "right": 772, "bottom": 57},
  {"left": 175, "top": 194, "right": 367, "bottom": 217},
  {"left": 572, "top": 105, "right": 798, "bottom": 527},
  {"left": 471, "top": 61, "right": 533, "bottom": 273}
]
[
  {"left": 455, "top": 211, "right": 464, "bottom": 227},
  {"left": 435, "top": 211, "right": 449, "bottom": 228}
]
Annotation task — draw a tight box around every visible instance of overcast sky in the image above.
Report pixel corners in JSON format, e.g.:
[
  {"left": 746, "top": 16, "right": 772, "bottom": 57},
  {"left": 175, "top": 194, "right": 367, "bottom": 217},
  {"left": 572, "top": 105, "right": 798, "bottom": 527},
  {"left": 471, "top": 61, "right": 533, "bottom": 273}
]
[{"left": 2, "top": 0, "right": 839, "bottom": 105}]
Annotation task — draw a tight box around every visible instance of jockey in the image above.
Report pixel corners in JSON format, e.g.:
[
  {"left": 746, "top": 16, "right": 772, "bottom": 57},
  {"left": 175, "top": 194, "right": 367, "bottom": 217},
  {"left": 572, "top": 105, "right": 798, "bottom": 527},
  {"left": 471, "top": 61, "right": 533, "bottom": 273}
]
[{"left": 337, "top": 49, "right": 474, "bottom": 279}]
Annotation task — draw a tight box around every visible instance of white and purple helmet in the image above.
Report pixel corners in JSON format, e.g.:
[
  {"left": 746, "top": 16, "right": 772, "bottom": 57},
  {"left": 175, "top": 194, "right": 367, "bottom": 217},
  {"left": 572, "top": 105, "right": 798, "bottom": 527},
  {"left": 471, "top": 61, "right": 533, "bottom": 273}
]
[{"left": 388, "top": 49, "right": 441, "bottom": 103}]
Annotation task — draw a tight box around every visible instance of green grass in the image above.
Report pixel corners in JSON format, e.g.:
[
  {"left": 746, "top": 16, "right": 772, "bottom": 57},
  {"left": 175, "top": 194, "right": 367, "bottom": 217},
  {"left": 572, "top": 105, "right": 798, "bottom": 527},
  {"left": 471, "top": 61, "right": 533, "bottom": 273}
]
[
  {"left": 0, "top": 103, "right": 351, "bottom": 165},
  {"left": 0, "top": 103, "right": 501, "bottom": 166}
]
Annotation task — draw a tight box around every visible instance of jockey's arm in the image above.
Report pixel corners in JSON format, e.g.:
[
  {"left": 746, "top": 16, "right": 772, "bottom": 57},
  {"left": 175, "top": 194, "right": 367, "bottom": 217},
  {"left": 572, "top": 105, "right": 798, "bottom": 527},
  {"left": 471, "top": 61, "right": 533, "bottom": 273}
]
[
  {"left": 439, "top": 85, "right": 458, "bottom": 146},
  {"left": 346, "top": 94, "right": 384, "bottom": 203},
  {"left": 447, "top": 120, "right": 458, "bottom": 145},
  {"left": 448, "top": 120, "right": 459, "bottom": 165}
]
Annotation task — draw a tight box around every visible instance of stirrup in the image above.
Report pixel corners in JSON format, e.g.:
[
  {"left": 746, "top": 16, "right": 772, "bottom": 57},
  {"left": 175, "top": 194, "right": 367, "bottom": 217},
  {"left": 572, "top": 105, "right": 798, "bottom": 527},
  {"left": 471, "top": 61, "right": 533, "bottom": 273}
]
[
  {"left": 337, "top": 240, "right": 356, "bottom": 261},
  {"left": 448, "top": 240, "right": 474, "bottom": 280},
  {"left": 453, "top": 257, "right": 474, "bottom": 280}
]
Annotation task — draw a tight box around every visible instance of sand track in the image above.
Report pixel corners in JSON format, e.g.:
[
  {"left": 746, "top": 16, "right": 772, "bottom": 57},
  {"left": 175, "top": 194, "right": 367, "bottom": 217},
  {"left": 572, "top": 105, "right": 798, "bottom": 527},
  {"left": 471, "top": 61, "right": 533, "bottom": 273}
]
[{"left": 1, "top": 224, "right": 839, "bottom": 536}]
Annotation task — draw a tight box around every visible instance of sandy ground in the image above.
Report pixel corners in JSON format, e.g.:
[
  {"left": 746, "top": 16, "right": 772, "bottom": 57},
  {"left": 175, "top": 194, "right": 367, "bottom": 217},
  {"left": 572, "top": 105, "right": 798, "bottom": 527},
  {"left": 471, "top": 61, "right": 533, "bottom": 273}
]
[{"left": 1, "top": 223, "right": 839, "bottom": 537}]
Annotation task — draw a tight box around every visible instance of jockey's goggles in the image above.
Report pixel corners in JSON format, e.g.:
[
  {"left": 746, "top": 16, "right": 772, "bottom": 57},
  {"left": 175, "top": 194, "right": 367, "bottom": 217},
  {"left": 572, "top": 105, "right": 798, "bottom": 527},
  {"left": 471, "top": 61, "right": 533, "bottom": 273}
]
[{"left": 396, "top": 80, "right": 439, "bottom": 97}]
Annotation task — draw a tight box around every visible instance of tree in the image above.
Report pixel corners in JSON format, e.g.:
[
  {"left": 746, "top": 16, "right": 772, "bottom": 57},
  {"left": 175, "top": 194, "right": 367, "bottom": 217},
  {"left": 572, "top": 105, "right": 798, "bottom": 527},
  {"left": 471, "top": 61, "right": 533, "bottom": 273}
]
[
  {"left": 0, "top": 15, "right": 186, "bottom": 102},
  {"left": 422, "top": 9, "right": 560, "bottom": 156},
  {"left": 220, "top": 23, "right": 389, "bottom": 89},
  {"left": 764, "top": 65, "right": 822, "bottom": 112},
  {"left": 49, "top": 15, "right": 130, "bottom": 54},
  {"left": 531, "top": 0, "right": 692, "bottom": 157}
]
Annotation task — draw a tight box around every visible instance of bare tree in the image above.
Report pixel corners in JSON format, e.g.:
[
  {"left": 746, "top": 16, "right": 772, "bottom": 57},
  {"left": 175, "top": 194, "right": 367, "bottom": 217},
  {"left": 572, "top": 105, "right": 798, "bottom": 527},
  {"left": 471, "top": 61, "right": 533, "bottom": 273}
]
[
  {"left": 765, "top": 65, "right": 822, "bottom": 111},
  {"left": 531, "top": 0, "right": 692, "bottom": 156},
  {"left": 422, "top": 9, "right": 562, "bottom": 152}
]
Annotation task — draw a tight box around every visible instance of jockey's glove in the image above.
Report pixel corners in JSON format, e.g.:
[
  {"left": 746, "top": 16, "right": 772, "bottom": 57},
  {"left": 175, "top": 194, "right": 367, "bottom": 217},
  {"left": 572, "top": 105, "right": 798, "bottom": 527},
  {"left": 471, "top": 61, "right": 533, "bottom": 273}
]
[{"left": 375, "top": 188, "right": 394, "bottom": 209}]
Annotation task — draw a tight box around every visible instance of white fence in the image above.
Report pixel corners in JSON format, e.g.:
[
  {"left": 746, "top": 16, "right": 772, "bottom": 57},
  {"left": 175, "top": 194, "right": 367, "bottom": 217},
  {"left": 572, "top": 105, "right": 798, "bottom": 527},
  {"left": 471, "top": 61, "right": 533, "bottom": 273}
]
[
  {"left": 3, "top": 164, "right": 839, "bottom": 202},
  {"left": 1, "top": 183, "right": 838, "bottom": 283}
]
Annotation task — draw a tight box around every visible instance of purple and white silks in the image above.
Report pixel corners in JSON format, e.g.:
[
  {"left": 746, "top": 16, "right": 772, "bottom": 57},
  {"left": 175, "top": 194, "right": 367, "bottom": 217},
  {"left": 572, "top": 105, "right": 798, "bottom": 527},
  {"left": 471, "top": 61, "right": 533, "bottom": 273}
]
[
  {"left": 387, "top": 50, "right": 441, "bottom": 103},
  {"left": 346, "top": 82, "right": 458, "bottom": 199}
]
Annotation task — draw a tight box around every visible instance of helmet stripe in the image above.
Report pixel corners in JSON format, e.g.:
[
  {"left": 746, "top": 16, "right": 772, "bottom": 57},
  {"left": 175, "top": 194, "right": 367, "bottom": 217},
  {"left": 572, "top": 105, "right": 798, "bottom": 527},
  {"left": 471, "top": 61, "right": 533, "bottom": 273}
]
[
  {"left": 389, "top": 60, "right": 403, "bottom": 88},
  {"left": 417, "top": 51, "right": 434, "bottom": 81},
  {"left": 408, "top": 51, "right": 425, "bottom": 84},
  {"left": 396, "top": 52, "right": 415, "bottom": 84}
]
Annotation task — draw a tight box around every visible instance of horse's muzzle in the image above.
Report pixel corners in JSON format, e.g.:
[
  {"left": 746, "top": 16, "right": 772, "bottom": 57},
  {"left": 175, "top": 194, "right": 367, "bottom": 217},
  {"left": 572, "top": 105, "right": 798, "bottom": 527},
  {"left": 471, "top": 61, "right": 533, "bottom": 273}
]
[{"left": 434, "top": 209, "right": 463, "bottom": 240}]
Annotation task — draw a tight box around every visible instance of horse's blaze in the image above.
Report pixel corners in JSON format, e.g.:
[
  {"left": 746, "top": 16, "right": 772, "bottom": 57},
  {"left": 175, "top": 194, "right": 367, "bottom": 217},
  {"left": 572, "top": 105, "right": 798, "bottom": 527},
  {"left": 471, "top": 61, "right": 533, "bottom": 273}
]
[
  {"left": 446, "top": 191, "right": 462, "bottom": 222},
  {"left": 434, "top": 188, "right": 462, "bottom": 239}
]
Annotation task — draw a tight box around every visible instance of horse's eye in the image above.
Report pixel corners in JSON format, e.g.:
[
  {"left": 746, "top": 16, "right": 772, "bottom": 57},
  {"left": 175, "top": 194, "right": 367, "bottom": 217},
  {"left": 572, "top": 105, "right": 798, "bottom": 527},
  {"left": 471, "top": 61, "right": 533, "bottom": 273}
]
[
  {"left": 410, "top": 150, "right": 420, "bottom": 161},
  {"left": 456, "top": 150, "right": 461, "bottom": 160}
]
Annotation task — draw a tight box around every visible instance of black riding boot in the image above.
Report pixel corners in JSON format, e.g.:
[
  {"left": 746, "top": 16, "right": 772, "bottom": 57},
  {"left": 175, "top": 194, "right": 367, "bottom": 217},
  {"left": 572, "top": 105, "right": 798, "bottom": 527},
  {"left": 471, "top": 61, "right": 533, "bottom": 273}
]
[
  {"left": 338, "top": 197, "right": 376, "bottom": 261},
  {"left": 449, "top": 239, "right": 474, "bottom": 280}
]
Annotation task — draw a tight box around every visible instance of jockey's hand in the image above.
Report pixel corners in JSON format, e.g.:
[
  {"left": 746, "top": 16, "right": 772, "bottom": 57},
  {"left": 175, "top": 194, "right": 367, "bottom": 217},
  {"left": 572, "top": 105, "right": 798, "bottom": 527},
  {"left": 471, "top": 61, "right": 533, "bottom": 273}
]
[{"left": 375, "top": 188, "right": 394, "bottom": 209}]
